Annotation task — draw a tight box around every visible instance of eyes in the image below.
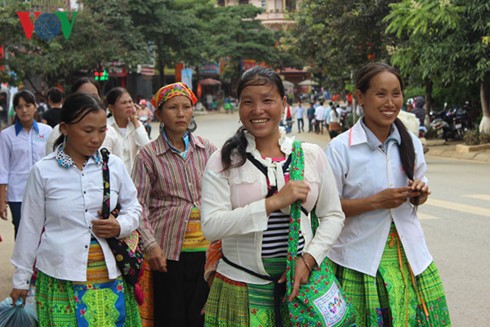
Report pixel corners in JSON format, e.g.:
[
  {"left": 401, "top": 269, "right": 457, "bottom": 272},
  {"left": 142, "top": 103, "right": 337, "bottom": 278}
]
[
  {"left": 240, "top": 97, "right": 276, "bottom": 106},
  {"left": 375, "top": 91, "right": 402, "bottom": 98},
  {"left": 167, "top": 104, "right": 193, "bottom": 111}
]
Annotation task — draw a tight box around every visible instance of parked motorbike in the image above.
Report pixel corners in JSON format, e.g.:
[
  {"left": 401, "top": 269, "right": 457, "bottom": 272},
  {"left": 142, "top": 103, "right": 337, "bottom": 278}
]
[{"left": 428, "top": 103, "right": 472, "bottom": 141}]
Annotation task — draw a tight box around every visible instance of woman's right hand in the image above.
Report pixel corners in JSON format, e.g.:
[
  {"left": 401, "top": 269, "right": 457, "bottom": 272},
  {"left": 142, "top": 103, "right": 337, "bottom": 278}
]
[
  {"left": 146, "top": 246, "right": 167, "bottom": 272},
  {"left": 266, "top": 181, "right": 310, "bottom": 215},
  {"left": 10, "top": 289, "right": 28, "bottom": 307},
  {"left": 373, "top": 187, "right": 412, "bottom": 209},
  {"left": 0, "top": 202, "right": 7, "bottom": 220}
]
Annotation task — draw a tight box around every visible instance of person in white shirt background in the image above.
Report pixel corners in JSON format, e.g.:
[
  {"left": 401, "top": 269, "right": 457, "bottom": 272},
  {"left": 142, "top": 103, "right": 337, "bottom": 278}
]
[
  {"left": 0, "top": 90, "right": 52, "bottom": 238},
  {"left": 201, "top": 66, "right": 345, "bottom": 326},
  {"left": 9, "top": 93, "right": 142, "bottom": 326},
  {"left": 294, "top": 101, "right": 305, "bottom": 133},
  {"left": 314, "top": 100, "right": 325, "bottom": 134},
  {"left": 325, "top": 62, "right": 451, "bottom": 326},
  {"left": 103, "top": 87, "right": 151, "bottom": 173}
]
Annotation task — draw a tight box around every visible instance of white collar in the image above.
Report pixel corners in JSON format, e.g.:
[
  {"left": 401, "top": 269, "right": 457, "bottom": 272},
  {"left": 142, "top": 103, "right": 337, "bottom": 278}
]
[{"left": 244, "top": 127, "right": 295, "bottom": 188}]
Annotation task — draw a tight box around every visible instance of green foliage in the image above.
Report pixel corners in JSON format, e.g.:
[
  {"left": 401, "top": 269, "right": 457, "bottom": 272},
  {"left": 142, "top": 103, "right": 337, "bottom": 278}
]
[
  {"left": 290, "top": 0, "right": 396, "bottom": 93},
  {"left": 0, "top": 0, "right": 147, "bottom": 92}
]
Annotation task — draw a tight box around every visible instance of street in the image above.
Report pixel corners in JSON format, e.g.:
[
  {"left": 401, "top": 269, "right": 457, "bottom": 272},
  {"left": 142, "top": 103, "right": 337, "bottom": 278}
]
[{"left": 0, "top": 112, "right": 488, "bottom": 326}]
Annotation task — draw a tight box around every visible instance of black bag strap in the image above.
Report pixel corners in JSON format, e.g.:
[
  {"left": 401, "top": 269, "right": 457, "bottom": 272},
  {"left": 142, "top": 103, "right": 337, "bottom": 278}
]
[
  {"left": 246, "top": 152, "right": 308, "bottom": 216},
  {"left": 221, "top": 254, "right": 285, "bottom": 327},
  {"left": 100, "top": 148, "right": 111, "bottom": 220}
]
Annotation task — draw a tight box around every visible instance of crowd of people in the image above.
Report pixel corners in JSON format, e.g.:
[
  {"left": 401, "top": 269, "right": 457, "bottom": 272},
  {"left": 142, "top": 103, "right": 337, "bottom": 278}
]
[{"left": 0, "top": 63, "right": 451, "bottom": 327}]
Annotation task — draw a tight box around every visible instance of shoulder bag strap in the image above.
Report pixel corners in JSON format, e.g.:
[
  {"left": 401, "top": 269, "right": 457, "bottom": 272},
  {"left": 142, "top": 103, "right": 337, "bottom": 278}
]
[{"left": 100, "top": 148, "right": 111, "bottom": 220}]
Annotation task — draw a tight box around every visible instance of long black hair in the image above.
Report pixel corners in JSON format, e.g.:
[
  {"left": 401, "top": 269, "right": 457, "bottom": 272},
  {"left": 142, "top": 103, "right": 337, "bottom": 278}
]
[
  {"left": 53, "top": 93, "right": 106, "bottom": 150},
  {"left": 355, "top": 62, "right": 418, "bottom": 205},
  {"left": 221, "top": 66, "right": 285, "bottom": 170}
]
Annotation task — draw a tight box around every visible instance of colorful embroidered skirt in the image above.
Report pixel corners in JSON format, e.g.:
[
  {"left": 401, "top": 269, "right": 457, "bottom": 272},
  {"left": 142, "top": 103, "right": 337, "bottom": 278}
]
[
  {"left": 333, "top": 225, "right": 451, "bottom": 327},
  {"left": 138, "top": 260, "right": 154, "bottom": 327},
  {"left": 205, "top": 257, "right": 291, "bottom": 327},
  {"left": 35, "top": 239, "right": 142, "bottom": 326}
]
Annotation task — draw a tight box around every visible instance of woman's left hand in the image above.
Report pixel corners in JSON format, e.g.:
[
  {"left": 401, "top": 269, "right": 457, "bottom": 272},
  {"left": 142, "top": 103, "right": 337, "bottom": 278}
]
[
  {"left": 278, "top": 252, "right": 316, "bottom": 301},
  {"left": 92, "top": 211, "right": 121, "bottom": 238},
  {"left": 408, "top": 179, "right": 431, "bottom": 204}
]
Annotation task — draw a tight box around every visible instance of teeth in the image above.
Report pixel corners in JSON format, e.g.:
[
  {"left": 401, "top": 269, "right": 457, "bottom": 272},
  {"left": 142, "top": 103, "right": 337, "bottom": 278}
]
[{"left": 251, "top": 119, "right": 268, "bottom": 124}]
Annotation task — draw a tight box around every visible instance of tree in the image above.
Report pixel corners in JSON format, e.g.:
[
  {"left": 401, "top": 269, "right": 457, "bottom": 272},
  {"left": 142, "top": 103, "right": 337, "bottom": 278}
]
[
  {"left": 290, "top": 0, "right": 398, "bottom": 93},
  {"left": 0, "top": 0, "right": 146, "bottom": 93},
  {"left": 385, "top": 0, "right": 490, "bottom": 133}
]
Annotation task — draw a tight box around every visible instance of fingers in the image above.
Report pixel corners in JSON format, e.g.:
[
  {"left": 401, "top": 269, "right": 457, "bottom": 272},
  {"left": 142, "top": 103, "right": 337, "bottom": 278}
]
[
  {"left": 409, "top": 180, "right": 431, "bottom": 194},
  {"left": 91, "top": 216, "right": 121, "bottom": 238}
]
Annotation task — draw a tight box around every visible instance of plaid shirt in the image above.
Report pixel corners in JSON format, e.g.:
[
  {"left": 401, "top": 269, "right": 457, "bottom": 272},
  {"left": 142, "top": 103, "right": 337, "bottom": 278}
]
[{"left": 132, "top": 133, "right": 216, "bottom": 260}]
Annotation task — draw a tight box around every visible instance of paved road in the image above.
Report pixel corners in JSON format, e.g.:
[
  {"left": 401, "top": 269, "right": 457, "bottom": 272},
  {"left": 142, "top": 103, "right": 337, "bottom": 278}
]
[{"left": 1, "top": 112, "right": 488, "bottom": 326}]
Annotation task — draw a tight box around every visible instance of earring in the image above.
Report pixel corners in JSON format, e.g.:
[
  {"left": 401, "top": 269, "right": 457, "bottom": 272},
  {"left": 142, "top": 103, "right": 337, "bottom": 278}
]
[
  {"left": 62, "top": 134, "right": 67, "bottom": 148},
  {"left": 159, "top": 123, "right": 165, "bottom": 136}
]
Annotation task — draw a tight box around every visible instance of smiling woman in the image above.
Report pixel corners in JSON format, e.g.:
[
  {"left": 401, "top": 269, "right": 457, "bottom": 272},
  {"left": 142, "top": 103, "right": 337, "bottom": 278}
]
[{"left": 200, "top": 66, "right": 347, "bottom": 326}]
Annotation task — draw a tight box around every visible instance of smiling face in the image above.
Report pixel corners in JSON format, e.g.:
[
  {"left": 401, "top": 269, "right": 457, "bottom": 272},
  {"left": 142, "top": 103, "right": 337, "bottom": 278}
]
[
  {"left": 60, "top": 110, "right": 107, "bottom": 163},
  {"left": 238, "top": 84, "right": 286, "bottom": 141},
  {"left": 156, "top": 95, "right": 193, "bottom": 136},
  {"left": 357, "top": 71, "right": 403, "bottom": 142},
  {"left": 109, "top": 92, "right": 134, "bottom": 121}
]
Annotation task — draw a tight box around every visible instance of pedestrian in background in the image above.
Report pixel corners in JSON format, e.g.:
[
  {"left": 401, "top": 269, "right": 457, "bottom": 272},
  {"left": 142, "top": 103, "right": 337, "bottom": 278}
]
[
  {"left": 314, "top": 100, "right": 326, "bottom": 134},
  {"left": 9, "top": 93, "right": 142, "bottom": 326},
  {"left": 201, "top": 66, "right": 345, "bottom": 326},
  {"left": 132, "top": 82, "right": 216, "bottom": 327},
  {"left": 306, "top": 102, "right": 315, "bottom": 132},
  {"left": 295, "top": 101, "right": 305, "bottom": 133},
  {"left": 103, "top": 87, "right": 151, "bottom": 173},
  {"left": 0, "top": 90, "right": 52, "bottom": 238},
  {"left": 41, "top": 87, "right": 64, "bottom": 128},
  {"left": 325, "top": 62, "right": 451, "bottom": 326},
  {"left": 45, "top": 77, "right": 102, "bottom": 154}
]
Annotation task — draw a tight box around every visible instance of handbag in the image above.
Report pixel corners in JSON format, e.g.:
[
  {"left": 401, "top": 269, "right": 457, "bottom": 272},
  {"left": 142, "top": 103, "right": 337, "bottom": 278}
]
[
  {"left": 100, "top": 148, "right": 144, "bottom": 305},
  {"left": 287, "top": 141, "right": 356, "bottom": 326}
]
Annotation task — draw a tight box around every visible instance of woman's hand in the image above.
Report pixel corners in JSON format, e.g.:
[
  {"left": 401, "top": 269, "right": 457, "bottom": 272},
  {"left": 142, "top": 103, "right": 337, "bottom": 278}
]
[
  {"left": 130, "top": 103, "right": 142, "bottom": 127},
  {"left": 278, "top": 253, "right": 316, "bottom": 301},
  {"left": 266, "top": 181, "right": 310, "bottom": 215},
  {"left": 372, "top": 186, "right": 412, "bottom": 210},
  {"left": 408, "top": 179, "right": 431, "bottom": 205},
  {"left": 146, "top": 245, "right": 167, "bottom": 272},
  {"left": 10, "top": 289, "right": 28, "bottom": 307},
  {"left": 0, "top": 202, "right": 7, "bottom": 220},
  {"left": 92, "top": 211, "right": 121, "bottom": 238}
]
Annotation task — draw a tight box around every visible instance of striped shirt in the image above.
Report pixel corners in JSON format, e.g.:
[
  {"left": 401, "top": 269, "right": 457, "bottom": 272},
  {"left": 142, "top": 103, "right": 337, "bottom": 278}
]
[
  {"left": 132, "top": 133, "right": 217, "bottom": 260},
  {"left": 262, "top": 210, "right": 305, "bottom": 258}
]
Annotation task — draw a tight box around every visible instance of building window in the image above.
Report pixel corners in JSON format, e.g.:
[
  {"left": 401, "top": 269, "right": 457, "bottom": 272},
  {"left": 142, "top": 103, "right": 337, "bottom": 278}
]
[{"left": 239, "top": 0, "right": 249, "bottom": 4}]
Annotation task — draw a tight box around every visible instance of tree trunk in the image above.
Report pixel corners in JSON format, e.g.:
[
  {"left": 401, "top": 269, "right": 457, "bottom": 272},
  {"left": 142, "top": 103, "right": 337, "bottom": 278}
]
[
  {"left": 479, "top": 73, "right": 490, "bottom": 134},
  {"left": 424, "top": 78, "right": 433, "bottom": 126},
  {"left": 156, "top": 39, "right": 165, "bottom": 86}
]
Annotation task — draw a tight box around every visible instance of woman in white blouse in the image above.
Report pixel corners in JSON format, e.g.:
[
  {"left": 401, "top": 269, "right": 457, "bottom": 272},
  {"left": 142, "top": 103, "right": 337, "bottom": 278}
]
[
  {"left": 201, "top": 67, "right": 345, "bottom": 326},
  {"left": 0, "top": 90, "right": 52, "bottom": 238},
  {"left": 103, "top": 87, "right": 150, "bottom": 172},
  {"left": 10, "top": 93, "right": 142, "bottom": 326}
]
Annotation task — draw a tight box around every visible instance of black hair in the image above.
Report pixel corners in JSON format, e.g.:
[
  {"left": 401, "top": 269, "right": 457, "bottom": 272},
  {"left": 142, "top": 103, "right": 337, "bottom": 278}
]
[
  {"left": 53, "top": 93, "right": 106, "bottom": 150},
  {"left": 105, "top": 87, "right": 129, "bottom": 107},
  {"left": 47, "top": 87, "right": 64, "bottom": 103},
  {"left": 221, "top": 66, "right": 285, "bottom": 170},
  {"left": 356, "top": 62, "right": 418, "bottom": 205},
  {"left": 70, "top": 77, "right": 101, "bottom": 97},
  {"left": 13, "top": 90, "right": 37, "bottom": 123}
]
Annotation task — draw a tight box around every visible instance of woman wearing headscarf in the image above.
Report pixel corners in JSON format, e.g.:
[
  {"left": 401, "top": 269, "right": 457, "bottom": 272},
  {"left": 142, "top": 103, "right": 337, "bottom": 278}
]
[{"left": 132, "top": 82, "right": 217, "bottom": 327}]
